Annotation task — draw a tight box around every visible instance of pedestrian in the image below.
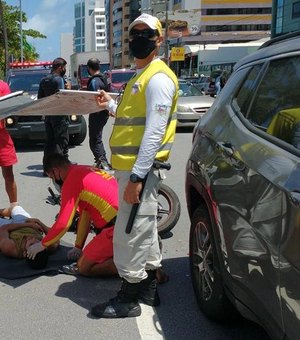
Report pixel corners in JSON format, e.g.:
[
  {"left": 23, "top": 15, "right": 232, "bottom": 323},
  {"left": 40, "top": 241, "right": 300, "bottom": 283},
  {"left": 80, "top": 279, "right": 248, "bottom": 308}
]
[
  {"left": 26, "top": 153, "right": 119, "bottom": 277},
  {"left": 86, "top": 58, "right": 111, "bottom": 170},
  {"left": 38, "top": 57, "right": 70, "bottom": 169},
  {"left": 91, "top": 13, "right": 178, "bottom": 318},
  {"left": 0, "top": 80, "right": 18, "bottom": 211}
]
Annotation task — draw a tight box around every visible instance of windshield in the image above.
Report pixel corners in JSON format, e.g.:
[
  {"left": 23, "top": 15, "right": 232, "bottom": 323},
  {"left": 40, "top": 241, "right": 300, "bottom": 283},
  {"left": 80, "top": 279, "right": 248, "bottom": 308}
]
[
  {"left": 111, "top": 72, "right": 135, "bottom": 83},
  {"left": 8, "top": 72, "right": 49, "bottom": 93},
  {"left": 178, "top": 82, "right": 203, "bottom": 97}
]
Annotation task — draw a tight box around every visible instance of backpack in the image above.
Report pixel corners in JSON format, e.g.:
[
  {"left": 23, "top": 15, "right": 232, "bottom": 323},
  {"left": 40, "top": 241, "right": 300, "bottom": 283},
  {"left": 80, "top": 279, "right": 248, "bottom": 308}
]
[{"left": 87, "top": 73, "right": 109, "bottom": 92}]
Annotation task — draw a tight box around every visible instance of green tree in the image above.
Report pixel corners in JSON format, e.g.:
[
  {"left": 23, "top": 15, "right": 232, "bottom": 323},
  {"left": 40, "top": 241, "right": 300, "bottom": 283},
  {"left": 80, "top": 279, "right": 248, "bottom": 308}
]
[{"left": 0, "top": 0, "right": 46, "bottom": 77}]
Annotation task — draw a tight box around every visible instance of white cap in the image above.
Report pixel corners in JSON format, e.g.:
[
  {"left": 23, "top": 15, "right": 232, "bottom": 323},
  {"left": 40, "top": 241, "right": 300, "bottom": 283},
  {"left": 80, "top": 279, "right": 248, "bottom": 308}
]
[{"left": 129, "top": 13, "right": 162, "bottom": 37}]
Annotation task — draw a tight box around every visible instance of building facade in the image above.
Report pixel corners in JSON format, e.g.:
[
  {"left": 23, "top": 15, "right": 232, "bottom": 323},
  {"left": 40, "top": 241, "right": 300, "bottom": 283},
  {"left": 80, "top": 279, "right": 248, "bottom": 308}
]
[
  {"left": 74, "top": 0, "right": 107, "bottom": 53},
  {"left": 106, "top": 0, "right": 273, "bottom": 69},
  {"left": 106, "top": 0, "right": 140, "bottom": 68},
  {"left": 60, "top": 33, "right": 73, "bottom": 77},
  {"left": 272, "top": 0, "right": 300, "bottom": 37},
  {"left": 190, "top": 0, "right": 272, "bottom": 44}
]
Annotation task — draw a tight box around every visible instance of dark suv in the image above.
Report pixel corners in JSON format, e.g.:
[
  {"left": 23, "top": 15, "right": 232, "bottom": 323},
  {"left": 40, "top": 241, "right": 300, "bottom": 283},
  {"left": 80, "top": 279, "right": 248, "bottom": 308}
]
[
  {"left": 5, "top": 63, "right": 87, "bottom": 145},
  {"left": 185, "top": 31, "right": 300, "bottom": 340}
]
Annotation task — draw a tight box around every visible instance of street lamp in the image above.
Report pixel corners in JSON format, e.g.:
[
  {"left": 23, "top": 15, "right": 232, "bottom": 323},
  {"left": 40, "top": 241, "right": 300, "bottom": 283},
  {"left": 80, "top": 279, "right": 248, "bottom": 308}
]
[{"left": 19, "top": 0, "right": 23, "bottom": 62}]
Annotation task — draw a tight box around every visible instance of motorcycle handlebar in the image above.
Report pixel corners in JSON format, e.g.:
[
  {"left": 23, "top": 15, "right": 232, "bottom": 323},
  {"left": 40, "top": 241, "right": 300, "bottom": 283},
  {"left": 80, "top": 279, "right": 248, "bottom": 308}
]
[{"left": 152, "top": 160, "right": 171, "bottom": 171}]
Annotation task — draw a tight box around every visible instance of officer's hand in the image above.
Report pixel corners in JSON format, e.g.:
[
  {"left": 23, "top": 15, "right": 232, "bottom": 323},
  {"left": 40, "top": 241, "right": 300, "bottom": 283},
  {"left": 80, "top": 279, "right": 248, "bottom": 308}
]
[
  {"left": 27, "top": 241, "right": 46, "bottom": 260},
  {"left": 96, "top": 90, "right": 112, "bottom": 110},
  {"left": 67, "top": 247, "right": 82, "bottom": 261},
  {"left": 124, "top": 182, "right": 143, "bottom": 204}
]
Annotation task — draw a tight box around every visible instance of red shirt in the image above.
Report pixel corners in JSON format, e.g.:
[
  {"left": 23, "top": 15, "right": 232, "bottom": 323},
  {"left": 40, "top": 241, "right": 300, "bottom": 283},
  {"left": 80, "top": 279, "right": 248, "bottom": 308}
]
[{"left": 42, "top": 165, "right": 118, "bottom": 248}]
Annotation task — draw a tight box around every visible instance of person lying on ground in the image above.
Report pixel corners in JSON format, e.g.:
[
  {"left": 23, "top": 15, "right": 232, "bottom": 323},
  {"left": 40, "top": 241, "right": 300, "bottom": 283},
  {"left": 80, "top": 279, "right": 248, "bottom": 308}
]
[{"left": 0, "top": 206, "right": 58, "bottom": 265}]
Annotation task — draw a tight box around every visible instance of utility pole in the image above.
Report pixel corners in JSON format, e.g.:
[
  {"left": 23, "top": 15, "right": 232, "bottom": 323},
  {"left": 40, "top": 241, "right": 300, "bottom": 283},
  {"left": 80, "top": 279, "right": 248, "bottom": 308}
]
[
  {"left": 164, "top": 0, "right": 169, "bottom": 65},
  {"left": 19, "top": 0, "right": 23, "bottom": 62}
]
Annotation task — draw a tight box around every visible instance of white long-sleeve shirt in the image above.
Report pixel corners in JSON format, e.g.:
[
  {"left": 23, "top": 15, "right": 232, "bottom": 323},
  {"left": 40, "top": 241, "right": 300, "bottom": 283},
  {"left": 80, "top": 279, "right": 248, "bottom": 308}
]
[{"left": 108, "top": 60, "right": 176, "bottom": 178}]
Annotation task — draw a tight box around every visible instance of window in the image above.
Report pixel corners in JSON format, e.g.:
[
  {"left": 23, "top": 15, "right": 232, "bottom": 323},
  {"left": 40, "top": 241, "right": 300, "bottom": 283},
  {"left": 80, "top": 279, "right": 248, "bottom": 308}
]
[
  {"left": 235, "top": 64, "right": 263, "bottom": 117},
  {"left": 236, "top": 56, "right": 300, "bottom": 148},
  {"left": 292, "top": 1, "right": 300, "bottom": 19}
]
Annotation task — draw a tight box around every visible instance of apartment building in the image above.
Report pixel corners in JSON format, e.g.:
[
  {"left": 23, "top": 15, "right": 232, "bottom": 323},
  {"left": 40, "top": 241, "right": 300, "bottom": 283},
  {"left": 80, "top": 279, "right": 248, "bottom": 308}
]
[
  {"left": 106, "top": 0, "right": 140, "bottom": 68},
  {"left": 74, "top": 0, "right": 107, "bottom": 53}
]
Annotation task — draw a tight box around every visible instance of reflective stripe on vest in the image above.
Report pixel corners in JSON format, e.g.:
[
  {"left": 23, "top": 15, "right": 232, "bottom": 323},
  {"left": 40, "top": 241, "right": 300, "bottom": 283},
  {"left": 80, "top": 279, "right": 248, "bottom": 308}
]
[{"left": 110, "top": 60, "right": 178, "bottom": 170}]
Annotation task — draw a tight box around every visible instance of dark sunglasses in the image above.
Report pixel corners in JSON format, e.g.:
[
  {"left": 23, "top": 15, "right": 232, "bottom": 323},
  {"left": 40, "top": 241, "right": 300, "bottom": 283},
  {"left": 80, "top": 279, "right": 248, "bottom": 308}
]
[{"left": 129, "top": 28, "right": 158, "bottom": 39}]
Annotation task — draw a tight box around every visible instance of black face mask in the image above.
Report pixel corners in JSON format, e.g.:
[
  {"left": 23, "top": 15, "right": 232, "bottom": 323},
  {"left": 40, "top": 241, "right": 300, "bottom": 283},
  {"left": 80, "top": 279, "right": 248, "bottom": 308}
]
[
  {"left": 129, "top": 36, "right": 157, "bottom": 59},
  {"left": 55, "top": 178, "right": 64, "bottom": 187},
  {"left": 60, "top": 69, "right": 66, "bottom": 77},
  {"left": 51, "top": 178, "right": 63, "bottom": 193},
  {"left": 53, "top": 170, "right": 64, "bottom": 189}
]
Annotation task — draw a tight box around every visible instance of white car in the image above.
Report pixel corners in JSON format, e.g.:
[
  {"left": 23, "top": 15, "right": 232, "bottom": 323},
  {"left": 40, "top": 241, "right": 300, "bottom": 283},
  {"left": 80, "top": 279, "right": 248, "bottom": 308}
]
[{"left": 176, "top": 80, "right": 215, "bottom": 128}]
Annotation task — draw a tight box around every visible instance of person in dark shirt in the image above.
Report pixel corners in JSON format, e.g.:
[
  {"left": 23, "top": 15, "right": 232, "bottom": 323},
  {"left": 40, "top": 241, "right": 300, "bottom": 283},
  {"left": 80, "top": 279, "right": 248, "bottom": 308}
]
[
  {"left": 38, "top": 57, "right": 69, "bottom": 168},
  {"left": 86, "top": 58, "right": 111, "bottom": 170}
]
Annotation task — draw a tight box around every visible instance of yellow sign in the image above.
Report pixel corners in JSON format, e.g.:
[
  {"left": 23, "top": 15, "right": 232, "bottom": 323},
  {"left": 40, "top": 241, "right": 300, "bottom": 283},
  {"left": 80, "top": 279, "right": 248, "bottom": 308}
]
[{"left": 170, "top": 47, "right": 185, "bottom": 62}]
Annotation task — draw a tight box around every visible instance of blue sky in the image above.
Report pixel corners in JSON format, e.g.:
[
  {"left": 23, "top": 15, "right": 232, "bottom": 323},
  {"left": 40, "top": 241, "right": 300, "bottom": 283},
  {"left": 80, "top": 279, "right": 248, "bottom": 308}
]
[{"left": 7, "top": 0, "right": 75, "bottom": 61}]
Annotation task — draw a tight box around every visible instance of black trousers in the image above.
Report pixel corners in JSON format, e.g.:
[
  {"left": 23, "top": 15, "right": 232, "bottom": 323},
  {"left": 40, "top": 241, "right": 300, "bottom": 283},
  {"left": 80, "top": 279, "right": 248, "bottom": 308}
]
[
  {"left": 88, "top": 110, "right": 109, "bottom": 163},
  {"left": 43, "top": 116, "right": 69, "bottom": 163}
]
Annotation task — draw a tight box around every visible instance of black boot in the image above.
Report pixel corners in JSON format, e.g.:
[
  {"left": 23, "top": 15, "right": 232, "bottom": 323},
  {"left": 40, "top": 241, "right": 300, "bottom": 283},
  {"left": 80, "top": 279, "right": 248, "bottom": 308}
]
[
  {"left": 138, "top": 270, "right": 160, "bottom": 307},
  {"left": 91, "top": 279, "right": 141, "bottom": 318}
]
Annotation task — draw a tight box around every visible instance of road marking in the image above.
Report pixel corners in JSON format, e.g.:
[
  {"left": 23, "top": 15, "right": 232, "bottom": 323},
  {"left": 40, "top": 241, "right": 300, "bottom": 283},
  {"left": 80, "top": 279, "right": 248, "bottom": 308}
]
[{"left": 137, "top": 305, "right": 164, "bottom": 339}]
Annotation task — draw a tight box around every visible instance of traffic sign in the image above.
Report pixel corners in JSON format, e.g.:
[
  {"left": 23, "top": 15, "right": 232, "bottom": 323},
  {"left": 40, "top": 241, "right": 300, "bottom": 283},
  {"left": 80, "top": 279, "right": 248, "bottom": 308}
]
[{"left": 170, "top": 47, "right": 185, "bottom": 61}]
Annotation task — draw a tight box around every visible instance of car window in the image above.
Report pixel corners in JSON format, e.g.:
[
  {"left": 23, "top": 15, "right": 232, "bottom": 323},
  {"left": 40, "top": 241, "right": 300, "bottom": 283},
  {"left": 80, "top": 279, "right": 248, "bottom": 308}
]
[
  {"left": 235, "top": 64, "right": 264, "bottom": 117},
  {"left": 235, "top": 56, "right": 300, "bottom": 150},
  {"left": 178, "top": 82, "right": 202, "bottom": 97},
  {"left": 111, "top": 72, "right": 135, "bottom": 83},
  {"left": 247, "top": 56, "right": 300, "bottom": 148}
]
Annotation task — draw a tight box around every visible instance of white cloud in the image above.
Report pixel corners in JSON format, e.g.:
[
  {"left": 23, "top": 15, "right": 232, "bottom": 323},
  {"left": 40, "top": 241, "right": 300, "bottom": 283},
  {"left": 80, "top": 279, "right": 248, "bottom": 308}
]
[
  {"left": 40, "top": 0, "right": 63, "bottom": 10},
  {"left": 24, "top": 14, "right": 57, "bottom": 34},
  {"left": 18, "top": 0, "right": 75, "bottom": 60}
]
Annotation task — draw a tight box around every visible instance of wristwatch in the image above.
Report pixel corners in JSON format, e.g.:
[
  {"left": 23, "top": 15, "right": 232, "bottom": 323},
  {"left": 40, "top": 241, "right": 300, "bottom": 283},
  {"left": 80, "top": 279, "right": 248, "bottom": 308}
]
[{"left": 129, "top": 173, "right": 144, "bottom": 183}]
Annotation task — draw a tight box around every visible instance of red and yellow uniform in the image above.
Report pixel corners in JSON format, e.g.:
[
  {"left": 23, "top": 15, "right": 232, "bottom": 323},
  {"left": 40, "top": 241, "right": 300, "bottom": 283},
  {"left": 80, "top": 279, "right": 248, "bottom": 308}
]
[
  {"left": 42, "top": 165, "right": 118, "bottom": 263},
  {"left": 0, "top": 80, "right": 17, "bottom": 167}
]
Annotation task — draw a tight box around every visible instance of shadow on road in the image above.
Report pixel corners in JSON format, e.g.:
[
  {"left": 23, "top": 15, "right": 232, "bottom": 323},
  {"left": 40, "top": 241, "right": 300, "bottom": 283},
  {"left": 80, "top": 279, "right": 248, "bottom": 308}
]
[{"left": 156, "top": 257, "right": 270, "bottom": 340}]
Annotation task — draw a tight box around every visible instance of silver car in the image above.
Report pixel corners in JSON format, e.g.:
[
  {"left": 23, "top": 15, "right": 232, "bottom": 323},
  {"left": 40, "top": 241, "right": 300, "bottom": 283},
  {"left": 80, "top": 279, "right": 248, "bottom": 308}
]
[{"left": 176, "top": 80, "right": 215, "bottom": 128}]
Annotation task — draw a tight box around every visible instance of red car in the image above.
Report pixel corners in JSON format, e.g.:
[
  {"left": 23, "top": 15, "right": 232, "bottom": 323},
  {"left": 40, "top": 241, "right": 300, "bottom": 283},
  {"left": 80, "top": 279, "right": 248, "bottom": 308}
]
[{"left": 106, "top": 69, "right": 136, "bottom": 93}]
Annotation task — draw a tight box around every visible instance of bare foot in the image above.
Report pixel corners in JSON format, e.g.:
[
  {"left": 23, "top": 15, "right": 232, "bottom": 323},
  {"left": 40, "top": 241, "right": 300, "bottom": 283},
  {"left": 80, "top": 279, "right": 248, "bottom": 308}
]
[
  {"left": 0, "top": 207, "right": 12, "bottom": 217},
  {"left": 156, "top": 267, "right": 169, "bottom": 284}
]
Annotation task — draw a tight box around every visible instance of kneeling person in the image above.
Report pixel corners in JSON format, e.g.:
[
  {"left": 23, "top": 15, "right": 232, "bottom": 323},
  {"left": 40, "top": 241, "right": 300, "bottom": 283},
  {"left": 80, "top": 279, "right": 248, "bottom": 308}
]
[{"left": 27, "top": 153, "right": 118, "bottom": 277}]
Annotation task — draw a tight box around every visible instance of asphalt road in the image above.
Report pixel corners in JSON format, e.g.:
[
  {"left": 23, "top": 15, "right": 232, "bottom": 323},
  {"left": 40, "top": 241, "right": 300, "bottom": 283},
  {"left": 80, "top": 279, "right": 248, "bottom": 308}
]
[{"left": 0, "top": 118, "right": 269, "bottom": 340}]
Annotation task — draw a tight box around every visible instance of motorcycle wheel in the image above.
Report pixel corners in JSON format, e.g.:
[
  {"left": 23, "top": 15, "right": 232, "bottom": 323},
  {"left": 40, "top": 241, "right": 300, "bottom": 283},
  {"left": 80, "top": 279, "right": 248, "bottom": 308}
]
[{"left": 157, "top": 183, "right": 181, "bottom": 236}]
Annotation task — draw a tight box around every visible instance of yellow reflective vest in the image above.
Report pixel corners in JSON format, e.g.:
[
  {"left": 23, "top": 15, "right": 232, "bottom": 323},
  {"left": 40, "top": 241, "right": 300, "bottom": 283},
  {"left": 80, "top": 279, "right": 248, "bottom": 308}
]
[{"left": 109, "top": 60, "right": 178, "bottom": 170}]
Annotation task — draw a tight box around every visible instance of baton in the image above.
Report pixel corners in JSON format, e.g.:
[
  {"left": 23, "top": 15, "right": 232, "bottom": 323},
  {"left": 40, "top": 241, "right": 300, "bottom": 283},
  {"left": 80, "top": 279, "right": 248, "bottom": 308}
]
[{"left": 125, "top": 161, "right": 171, "bottom": 234}]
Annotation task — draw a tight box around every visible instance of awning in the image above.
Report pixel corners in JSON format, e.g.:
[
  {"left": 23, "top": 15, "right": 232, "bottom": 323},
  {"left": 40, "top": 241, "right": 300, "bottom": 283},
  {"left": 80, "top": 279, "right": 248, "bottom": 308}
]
[{"left": 183, "top": 44, "right": 203, "bottom": 56}]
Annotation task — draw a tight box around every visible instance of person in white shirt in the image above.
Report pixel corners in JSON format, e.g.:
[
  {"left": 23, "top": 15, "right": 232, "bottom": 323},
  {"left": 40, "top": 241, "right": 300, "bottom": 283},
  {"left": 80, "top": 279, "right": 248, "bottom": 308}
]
[{"left": 90, "top": 13, "right": 178, "bottom": 319}]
